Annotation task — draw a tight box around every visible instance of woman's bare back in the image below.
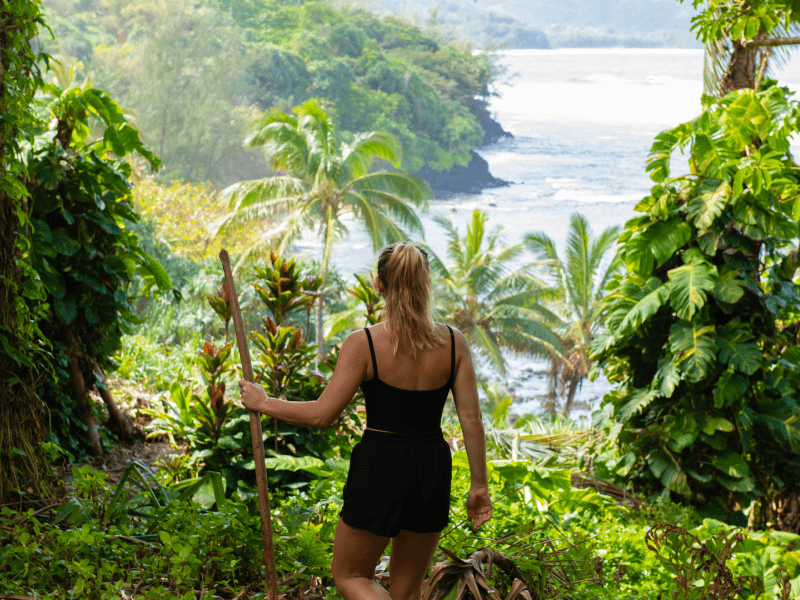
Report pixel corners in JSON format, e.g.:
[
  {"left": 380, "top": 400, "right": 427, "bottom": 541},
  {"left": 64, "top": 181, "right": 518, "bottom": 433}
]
[{"left": 362, "top": 322, "right": 454, "bottom": 391}]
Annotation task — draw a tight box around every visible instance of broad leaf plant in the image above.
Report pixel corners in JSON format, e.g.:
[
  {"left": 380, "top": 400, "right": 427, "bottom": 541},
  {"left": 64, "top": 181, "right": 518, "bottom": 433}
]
[{"left": 592, "top": 84, "right": 800, "bottom": 528}]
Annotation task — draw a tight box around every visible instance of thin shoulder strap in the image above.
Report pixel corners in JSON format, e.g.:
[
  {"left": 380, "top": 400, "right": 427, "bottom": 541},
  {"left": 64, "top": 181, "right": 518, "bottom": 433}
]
[
  {"left": 447, "top": 325, "right": 455, "bottom": 383},
  {"left": 364, "top": 328, "right": 378, "bottom": 379}
]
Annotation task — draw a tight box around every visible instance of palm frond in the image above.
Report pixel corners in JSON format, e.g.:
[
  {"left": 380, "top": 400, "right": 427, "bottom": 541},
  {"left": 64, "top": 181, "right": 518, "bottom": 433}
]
[
  {"left": 467, "top": 323, "right": 506, "bottom": 374},
  {"left": 341, "top": 131, "right": 402, "bottom": 177},
  {"left": 351, "top": 171, "right": 432, "bottom": 206},
  {"left": 490, "top": 269, "right": 549, "bottom": 298},
  {"left": 419, "top": 241, "right": 451, "bottom": 281},
  {"left": 208, "top": 194, "right": 306, "bottom": 237},
  {"left": 703, "top": 38, "right": 729, "bottom": 98},
  {"left": 219, "top": 176, "right": 308, "bottom": 212},
  {"left": 565, "top": 213, "right": 592, "bottom": 317},
  {"left": 587, "top": 225, "right": 620, "bottom": 280},
  {"left": 492, "top": 293, "right": 563, "bottom": 325},
  {"left": 351, "top": 188, "right": 425, "bottom": 238},
  {"left": 491, "top": 305, "right": 565, "bottom": 359},
  {"left": 345, "top": 190, "right": 383, "bottom": 252},
  {"left": 523, "top": 231, "right": 558, "bottom": 261}
]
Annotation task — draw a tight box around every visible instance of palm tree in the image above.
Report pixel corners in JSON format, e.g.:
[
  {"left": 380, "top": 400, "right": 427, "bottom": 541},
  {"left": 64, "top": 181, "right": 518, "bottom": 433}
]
[
  {"left": 523, "top": 213, "right": 620, "bottom": 416},
  {"left": 427, "top": 209, "right": 564, "bottom": 375},
  {"left": 211, "top": 99, "right": 431, "bottom": 355}
]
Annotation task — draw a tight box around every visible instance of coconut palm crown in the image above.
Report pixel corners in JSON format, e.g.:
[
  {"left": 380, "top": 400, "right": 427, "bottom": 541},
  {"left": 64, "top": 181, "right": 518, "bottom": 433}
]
[
  {"left": 524, "top": 213, "right": 620, "bottom": 415},
  {"left": 427, "top": 209, "right": 564, "bottom": 375},
  {"left": 211, "top": 99, "right": 431, "bottom": 353}
]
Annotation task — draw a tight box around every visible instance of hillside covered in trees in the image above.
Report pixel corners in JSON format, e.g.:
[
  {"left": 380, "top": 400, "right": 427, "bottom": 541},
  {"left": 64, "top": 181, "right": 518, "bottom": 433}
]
[{"left": 42, "top": 0, "right": 508, "bottom": 193}]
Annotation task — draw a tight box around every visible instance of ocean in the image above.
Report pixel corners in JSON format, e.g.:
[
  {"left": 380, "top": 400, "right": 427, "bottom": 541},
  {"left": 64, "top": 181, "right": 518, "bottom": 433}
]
[{"left": 296, "top": 48, "right": 800, "bottom": 419}]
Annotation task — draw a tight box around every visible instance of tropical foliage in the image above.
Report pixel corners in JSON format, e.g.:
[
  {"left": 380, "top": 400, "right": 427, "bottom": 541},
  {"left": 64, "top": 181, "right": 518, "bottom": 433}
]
[
  {"left": 8, "top": 0, "right": 800, "bottom": 598},
  {"left": 0, "top": 0, "right": 53, "bottom": 504},
  {"left": 525, "top": 213, "right": 620, "bottom": 415},
  {"left": 592, "top": 81, "right": 800, "bottom": 525},
  {"left": 427, "top": 209, "right": 563, "bottom": 374},
  {"left": 25, "top": 77, "right": 172, "bottom": 458},
  {"left": 212, "top": 99, "right": 430, "bottom": 352},
  {"left": 42, "top": 0, "right": 499, "bottom": 185},
  {"left": 144, "top": 253, "right": 359, "bottom": 498}
]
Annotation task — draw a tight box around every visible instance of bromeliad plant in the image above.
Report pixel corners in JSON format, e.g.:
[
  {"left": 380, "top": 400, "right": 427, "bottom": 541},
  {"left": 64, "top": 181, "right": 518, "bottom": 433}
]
[
  {"left": 249, "top": 254, "right": 361, "bottom": 465},
  {"left": 146, "top": 253, "right": 360, "bottom": 497},
  {"left": 592, "top": 83, "right": 800, "bottom": 528}
]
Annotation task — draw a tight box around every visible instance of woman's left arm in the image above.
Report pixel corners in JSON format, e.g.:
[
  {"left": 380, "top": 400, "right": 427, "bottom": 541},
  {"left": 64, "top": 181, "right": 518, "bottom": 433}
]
[{"left": 238, "top": 331, "right": 366, "bottom": 428}]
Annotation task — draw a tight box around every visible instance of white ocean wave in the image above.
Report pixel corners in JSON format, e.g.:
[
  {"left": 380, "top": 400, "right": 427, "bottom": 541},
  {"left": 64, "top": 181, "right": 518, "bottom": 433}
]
[
  {"left": 583, "top": 73, "right": 635, "bottom": 85},
  {"left": 553, "top": 189, "right": 643, "bottom": 203},
  {"left": 545, "top": 177, "right": 579, "bottom": 184}
]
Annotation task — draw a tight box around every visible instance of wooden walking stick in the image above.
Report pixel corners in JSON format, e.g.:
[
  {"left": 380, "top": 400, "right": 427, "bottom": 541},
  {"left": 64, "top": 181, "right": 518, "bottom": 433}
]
[{"left": 219, "top": 249, "right": 279, "bottom": 600}]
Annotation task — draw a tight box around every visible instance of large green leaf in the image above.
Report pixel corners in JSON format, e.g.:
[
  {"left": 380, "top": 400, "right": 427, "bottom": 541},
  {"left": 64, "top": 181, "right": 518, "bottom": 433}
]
[
  {"left": 614, "top": 278, "right": 670, "bottom": 337},
  {"left": 647, "top": 450, "right": 691, "bottom": 495},
  {"left": 54, "top": 296, "right": 78, "bottom": 325},
  {"left": 692, "top": 134, "right": 737, "bottom": 179},
  {"left": 51, "top": 228, "right": 81, "bottom": 256},
  {"left": 701, "top": 416, "right": 735, "bottom": 435},
  {"left": 617, "top": 388, "right": 658, "bottom": 421},
  {"left": 667, "top": 254, "right": 717, "bottom": 320},
  {"left": 646, "top": 123, "right": 693, "bottom": 183},
  {"left": 655, "top": 357, "right": 682, "bottom": 398},
  {"left": 733, "top": 197, "right": 798, "bottom": 241},
  {"left": 716, "top": 328, "right": 762, "bottom": 375},
  {"left": 263, "top": 455, "right": 324, "bottom": 471},
  {"left": 667, "top": 414, "right": 699, "bottom": 453},
  {"left": 724, "top": 91, "right": 772, "bottom": 150},
  {"left": 669, "top": 320, "right": 717, "bottom": 382},
  {"left": 140, "top": 252, "right": 172, "bottom": 291},
  {"left": 687, "top": 180, "right": 732, "bottom": 229},
  {"left": 625, "top": 217, "right": 692, "bottom": 275},
  {"left": 712, "top": 451, "right": 753, "bottom": 479},
  {"left": 712, "top": 269, "right": 745, "bottom": 304}
]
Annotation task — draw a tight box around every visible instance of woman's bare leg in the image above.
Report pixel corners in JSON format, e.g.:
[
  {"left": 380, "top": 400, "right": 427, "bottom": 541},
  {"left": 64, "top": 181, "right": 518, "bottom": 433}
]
[
  {"left": 388, "top": 529, "right": 441, "bottom": 600},
  {"left": 332, "top": 517, "right": 392, "bottom": 600}
]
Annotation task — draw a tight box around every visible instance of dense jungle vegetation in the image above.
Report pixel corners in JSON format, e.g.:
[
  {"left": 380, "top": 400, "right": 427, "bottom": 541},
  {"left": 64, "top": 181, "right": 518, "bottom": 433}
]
[
  {"left": 2, "top": 0, "right": 800, "bottom": 599},
  {"left": 42, "top": 0, "right": 501, "bottom": 187}
]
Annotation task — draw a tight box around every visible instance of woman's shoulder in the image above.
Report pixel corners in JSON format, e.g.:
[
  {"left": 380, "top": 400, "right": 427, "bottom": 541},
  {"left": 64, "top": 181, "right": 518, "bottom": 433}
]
[
  {"left": 344, "top": 323, "right": 383, "bottom": 344},
  {"left": 434, "top": 322, "right": 468, "bottom": 346}
]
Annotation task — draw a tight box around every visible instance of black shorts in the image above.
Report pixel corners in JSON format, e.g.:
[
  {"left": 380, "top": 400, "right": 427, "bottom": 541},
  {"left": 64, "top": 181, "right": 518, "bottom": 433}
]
[{"left": 340, "top": 429, "right": 452, "bottom": 538}]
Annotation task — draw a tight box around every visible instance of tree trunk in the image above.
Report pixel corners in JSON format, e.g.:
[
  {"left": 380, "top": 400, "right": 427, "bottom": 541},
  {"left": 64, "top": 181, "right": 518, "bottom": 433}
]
[
  {"left": 93, "top": 359, "right": 134, "bottom": 442},
  {"left": 315, "top": 284, "right": 326, "bottom": 361},
  {"left": 66, "top": 328, "right": 103, "bottom": 457},
  {"left": 316, "top": 208, "right": 334, "bottom": 361},
  {"left": 720, "top": 39, "right": 756, "bottom": 96},
  {"left": 544, "top": 357, "right": 559, "bottom": 414},
  {"left": 561, "top": 377, "right": 580, "bottom": 417},
  {"left": 0, "top": 1, "right": 51, "bottom": 504}
]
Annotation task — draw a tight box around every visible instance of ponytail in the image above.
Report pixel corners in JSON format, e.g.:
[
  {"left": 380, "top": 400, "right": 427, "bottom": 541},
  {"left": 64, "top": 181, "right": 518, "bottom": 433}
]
[{"left": 376, "top": 242, "right": 445, "bottom": 356}]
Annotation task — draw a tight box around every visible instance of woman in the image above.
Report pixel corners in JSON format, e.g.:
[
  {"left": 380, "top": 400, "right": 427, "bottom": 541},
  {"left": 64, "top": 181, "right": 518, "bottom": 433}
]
[{"left": 239, "top": 242, "right": 492, "bottom": 600}]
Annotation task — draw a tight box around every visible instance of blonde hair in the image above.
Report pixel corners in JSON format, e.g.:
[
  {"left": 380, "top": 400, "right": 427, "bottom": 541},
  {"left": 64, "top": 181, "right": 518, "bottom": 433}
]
[{"left": 376, "top": 242, "right": 446, "bottom": 356}]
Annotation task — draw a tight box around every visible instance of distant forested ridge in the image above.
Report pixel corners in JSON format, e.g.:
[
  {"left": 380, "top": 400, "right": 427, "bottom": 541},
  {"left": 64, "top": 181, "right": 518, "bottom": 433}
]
[
  {"left": 42, "top": 0, "right": 508, "bottom": 191},
  {"left": 341, "top": 0, "right": 702, "bottom": 49}
]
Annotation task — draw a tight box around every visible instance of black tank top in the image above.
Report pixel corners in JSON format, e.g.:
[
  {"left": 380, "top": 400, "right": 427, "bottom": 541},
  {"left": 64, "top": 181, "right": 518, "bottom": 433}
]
[{"left": 360, "top": 325, "right": 455, "bottom": 433}]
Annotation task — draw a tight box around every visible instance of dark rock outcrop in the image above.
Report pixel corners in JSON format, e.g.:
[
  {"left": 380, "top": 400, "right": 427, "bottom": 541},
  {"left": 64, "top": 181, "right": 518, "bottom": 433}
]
[
  {"left": 474, "top": 104, "right": 514, "bottom": 147},
  {"left": 415, "top": 107, "right": 512, "bottom": 198},
  {"left": 416, "top": 150, "right": 509, "bottom": 198}
]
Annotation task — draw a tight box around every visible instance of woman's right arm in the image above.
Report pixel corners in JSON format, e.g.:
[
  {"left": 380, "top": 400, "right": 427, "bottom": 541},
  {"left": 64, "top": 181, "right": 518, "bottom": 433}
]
[{"left": 450, "top": 328, "right": 493, "bottom": 531}]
